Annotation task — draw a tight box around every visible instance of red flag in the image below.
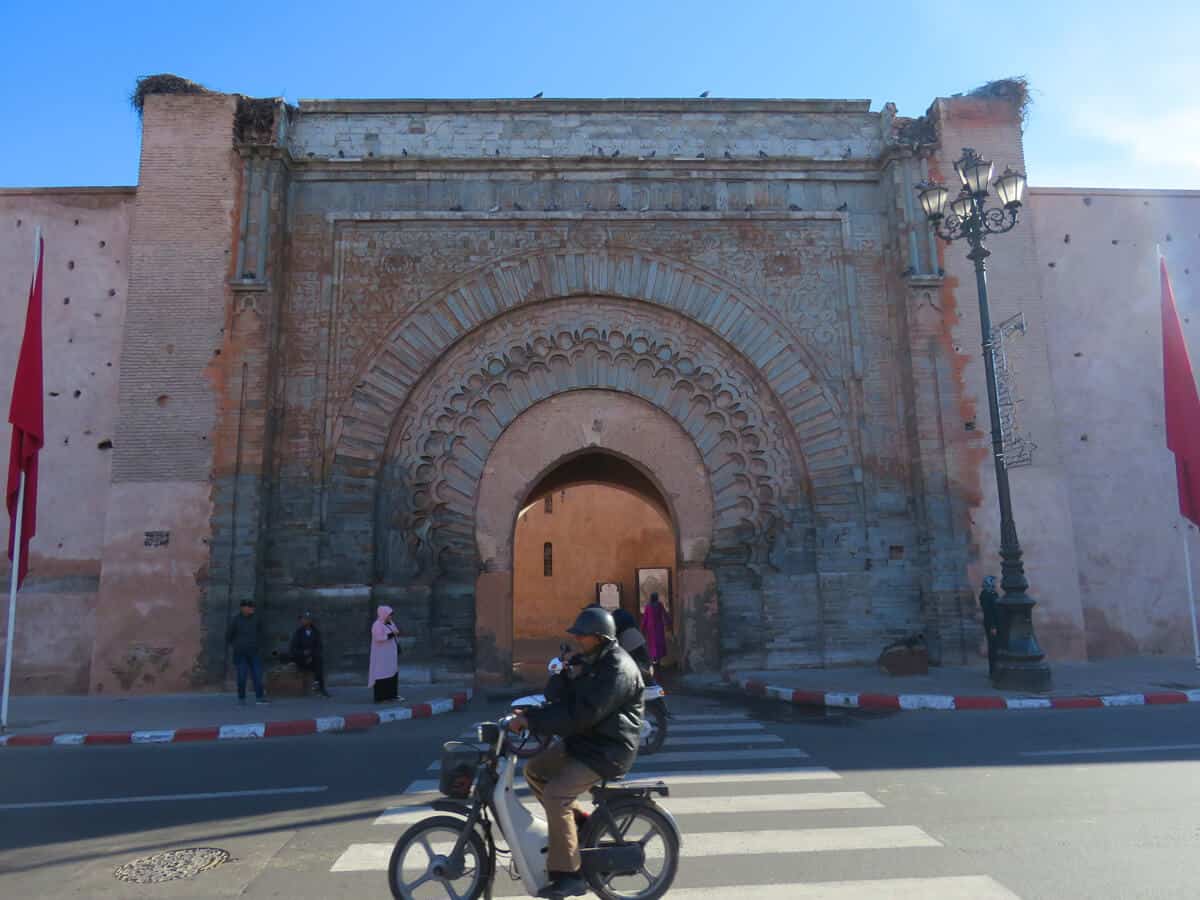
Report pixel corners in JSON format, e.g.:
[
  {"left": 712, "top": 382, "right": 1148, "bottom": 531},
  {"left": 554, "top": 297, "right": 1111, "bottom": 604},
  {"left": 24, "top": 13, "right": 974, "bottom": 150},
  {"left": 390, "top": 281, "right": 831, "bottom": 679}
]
[
  {"left": 6, "top": 233, "right": 44, "bottom": 587},
  {"left": 1163, "top": 255, "right": 1200, "bottom": 527}
]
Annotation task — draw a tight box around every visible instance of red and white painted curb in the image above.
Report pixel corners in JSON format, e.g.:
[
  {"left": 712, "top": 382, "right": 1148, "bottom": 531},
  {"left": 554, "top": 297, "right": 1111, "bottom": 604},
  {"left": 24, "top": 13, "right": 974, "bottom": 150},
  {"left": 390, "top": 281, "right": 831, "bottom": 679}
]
[
  {"left": 0, "top": 690, "right": 473, "bottom": 748},
  {"left": 724, "top": 675, "right": 1200, "bottom": 712}
]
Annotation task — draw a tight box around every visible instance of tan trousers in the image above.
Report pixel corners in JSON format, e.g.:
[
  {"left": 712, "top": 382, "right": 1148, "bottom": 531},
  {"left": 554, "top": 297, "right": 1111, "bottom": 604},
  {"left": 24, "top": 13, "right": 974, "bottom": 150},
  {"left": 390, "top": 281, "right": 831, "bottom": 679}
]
[{"left": 524, "top": 742, "right": 602, "bottom": 873}]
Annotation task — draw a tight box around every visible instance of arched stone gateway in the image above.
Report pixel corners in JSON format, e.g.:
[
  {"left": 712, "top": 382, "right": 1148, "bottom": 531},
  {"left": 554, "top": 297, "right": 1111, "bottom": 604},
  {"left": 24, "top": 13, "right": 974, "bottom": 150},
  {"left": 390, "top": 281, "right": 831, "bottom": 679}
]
[
  {"left": 378, "top": 298, "right": 803, "bottom": 575},
  {"left": 327, "top": 251, "right": 865, "bottom": 680},
  {"left": 332, "top": 247, "right": 857, "bottom": 503},
  {"left": 473, "top": 392, "right": 714, "bottom": 678}
]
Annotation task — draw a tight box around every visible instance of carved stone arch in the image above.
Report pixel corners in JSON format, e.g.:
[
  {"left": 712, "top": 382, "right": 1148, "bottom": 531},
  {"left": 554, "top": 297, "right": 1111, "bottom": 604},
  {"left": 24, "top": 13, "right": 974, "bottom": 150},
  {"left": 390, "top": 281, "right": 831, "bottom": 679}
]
[
  {"left": 377, "top": 297, "right": 803, "bottom": 584},
  {"left": 331, "top": 247, "right": 857, "bottom": 519}
]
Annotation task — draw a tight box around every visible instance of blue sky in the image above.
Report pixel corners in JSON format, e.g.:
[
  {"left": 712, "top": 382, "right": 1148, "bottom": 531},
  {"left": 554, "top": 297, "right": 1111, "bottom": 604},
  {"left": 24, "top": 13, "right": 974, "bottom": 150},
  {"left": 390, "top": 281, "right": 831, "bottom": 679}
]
[{"left": 2, "top": 1, "right": 1197, "bottom": 189}]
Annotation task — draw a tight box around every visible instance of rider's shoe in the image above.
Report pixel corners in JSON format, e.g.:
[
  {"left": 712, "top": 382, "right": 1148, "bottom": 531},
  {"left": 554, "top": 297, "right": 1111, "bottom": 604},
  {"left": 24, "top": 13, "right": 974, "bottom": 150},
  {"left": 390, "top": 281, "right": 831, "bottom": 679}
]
[{"left": 538, "top": 872, "right": 588, "bottom": 898}]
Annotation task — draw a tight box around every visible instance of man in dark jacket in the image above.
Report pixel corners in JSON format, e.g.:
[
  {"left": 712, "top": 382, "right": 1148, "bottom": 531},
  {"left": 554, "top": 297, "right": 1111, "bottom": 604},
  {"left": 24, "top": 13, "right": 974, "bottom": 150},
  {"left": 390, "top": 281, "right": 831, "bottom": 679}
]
[
  {"left": 511, "top": 607, "right": 644, "bottom": 899},
  {"left": 226, "top": 600, "right": 268, "bottom": 706},
  {"left": 979, "top": 575, "right": 1001, "bottom": 677},
  {"left": 289, "top": 611, "right": 330, "bottom": 697}
]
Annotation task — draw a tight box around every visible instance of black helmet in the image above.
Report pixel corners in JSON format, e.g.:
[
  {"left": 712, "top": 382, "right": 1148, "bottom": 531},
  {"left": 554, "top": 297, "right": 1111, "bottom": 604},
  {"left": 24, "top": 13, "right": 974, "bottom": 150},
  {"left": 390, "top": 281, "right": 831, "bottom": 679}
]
[{"left": 567, "top": 607, "right": 616, "bottom": 640}]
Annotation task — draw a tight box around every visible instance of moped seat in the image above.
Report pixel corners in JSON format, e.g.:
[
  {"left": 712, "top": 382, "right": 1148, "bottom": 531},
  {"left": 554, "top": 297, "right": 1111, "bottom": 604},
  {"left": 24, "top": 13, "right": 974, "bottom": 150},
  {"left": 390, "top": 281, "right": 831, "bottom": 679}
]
[{"left": 591, "top": 779, "right": 669, "bottom": 800}]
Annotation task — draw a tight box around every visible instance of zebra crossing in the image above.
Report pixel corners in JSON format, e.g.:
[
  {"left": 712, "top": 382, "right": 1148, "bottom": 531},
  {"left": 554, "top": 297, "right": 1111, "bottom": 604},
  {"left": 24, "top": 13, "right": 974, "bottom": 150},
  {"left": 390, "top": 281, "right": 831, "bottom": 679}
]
[{"left": 328, "top": 705, "right": 1023, "bottom": 897}]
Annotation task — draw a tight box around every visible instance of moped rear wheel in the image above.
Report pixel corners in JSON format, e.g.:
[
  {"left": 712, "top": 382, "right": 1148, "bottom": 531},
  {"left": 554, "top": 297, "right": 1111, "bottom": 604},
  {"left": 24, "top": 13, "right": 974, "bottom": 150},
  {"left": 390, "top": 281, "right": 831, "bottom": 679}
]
[
  {"left": 387, "top": 815, "right": 488, "bottom": 900},
  {"left": 581, "top": 800, "right": 680, "bottom": 900}
]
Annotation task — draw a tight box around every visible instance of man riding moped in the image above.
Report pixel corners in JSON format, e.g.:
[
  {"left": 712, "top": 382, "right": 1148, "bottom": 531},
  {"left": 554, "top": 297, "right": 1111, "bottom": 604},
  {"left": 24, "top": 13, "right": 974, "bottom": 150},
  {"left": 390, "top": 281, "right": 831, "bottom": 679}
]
[{"left": 508, "top": 607, "right": 644, "bottom": 899}]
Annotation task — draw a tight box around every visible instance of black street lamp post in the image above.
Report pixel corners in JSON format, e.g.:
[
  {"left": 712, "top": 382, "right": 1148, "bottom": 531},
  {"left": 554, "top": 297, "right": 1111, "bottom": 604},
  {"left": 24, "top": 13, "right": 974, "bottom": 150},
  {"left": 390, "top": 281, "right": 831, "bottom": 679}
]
[{"left": 917, "top": 148, "right": 1052, "bottom": 691}]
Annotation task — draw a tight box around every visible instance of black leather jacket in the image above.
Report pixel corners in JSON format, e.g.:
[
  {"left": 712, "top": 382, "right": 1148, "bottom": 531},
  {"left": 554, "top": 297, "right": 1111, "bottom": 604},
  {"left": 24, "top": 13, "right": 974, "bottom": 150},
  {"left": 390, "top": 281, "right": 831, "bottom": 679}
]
[{"left": 524, "top": 641, "right": 645, "bottom": 778}]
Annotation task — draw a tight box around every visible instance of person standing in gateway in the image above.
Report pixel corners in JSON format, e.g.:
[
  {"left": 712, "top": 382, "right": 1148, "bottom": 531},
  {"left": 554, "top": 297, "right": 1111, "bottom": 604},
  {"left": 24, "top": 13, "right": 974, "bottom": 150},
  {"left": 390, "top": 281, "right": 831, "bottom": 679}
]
[{"left": 641, "top": 592, "right": 672, "bottom": 667}]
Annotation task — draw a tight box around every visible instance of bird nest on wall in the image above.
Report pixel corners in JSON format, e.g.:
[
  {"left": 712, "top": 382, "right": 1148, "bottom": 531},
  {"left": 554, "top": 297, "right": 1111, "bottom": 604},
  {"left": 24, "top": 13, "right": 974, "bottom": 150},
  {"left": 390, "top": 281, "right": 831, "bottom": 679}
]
[
  {"left": 130, "top": 74, "right": 214, "bottom": 117},
  {"left": 967, "top": 77, "right": 1032, "bottom": 122}
]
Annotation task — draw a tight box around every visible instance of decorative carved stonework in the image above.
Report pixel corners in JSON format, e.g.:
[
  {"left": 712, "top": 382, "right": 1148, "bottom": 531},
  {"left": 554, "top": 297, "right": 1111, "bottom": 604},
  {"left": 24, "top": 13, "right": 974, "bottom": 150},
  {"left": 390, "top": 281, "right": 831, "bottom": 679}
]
[
  {"left": 330, "top": 220, "right": 852, "bottom": 415},
  {"left": 375, "top": 298, "right": 806, "bottom": 581}
]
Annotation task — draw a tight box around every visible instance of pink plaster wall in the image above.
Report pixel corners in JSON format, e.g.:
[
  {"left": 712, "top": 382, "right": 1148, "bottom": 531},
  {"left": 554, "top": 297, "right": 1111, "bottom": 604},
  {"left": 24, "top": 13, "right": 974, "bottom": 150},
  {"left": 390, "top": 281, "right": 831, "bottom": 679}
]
[
  {"left": 932, "top": 96, "right": 1088, "bottom": 660},
  {"left": 0, "top": 188, "right": 132, "bottom": 692},
  {"left": 1032, "top": 187, "right": 1200, "bottom": 657}
]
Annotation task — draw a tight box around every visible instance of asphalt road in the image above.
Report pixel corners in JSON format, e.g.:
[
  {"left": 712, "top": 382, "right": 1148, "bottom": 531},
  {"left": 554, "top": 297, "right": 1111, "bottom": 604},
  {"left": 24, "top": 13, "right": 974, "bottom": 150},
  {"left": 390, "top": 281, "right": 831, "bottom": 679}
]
[{"left": 1, "top": 692, "right": 1199, "bottom": 898}]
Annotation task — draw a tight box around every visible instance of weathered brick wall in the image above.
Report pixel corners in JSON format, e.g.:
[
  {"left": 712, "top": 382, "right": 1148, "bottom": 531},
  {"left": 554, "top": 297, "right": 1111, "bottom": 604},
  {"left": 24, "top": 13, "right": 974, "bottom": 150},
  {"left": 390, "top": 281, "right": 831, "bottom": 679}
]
[
  {"left": 90, "top": 93, "right": 242, "bottom": 693},
  {"left": 265, "top": 99, "right": 929, "bottom": 673},
  {"left": 0, "top": 189, "right": 132, "bottom": 692},
  {"left": 289, "top": 99, "right": 883, "bottom": 161}
]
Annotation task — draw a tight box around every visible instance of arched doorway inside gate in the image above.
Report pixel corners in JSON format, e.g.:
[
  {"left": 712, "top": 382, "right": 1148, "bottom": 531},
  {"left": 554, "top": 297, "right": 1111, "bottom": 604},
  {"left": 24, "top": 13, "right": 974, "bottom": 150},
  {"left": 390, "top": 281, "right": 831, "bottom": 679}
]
[
  {"left": 471, "top": 389, "right": 718, "bottom": 685},
  {"left": 512, "top": 452, "right": 678, "bottom": 680}
]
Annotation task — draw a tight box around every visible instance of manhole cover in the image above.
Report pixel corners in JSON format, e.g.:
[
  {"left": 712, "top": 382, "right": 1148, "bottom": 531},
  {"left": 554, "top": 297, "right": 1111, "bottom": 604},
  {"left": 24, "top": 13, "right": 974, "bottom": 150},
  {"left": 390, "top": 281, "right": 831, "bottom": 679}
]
[{"left": 114, "top": 848, "right": 230, "bottom": 884}]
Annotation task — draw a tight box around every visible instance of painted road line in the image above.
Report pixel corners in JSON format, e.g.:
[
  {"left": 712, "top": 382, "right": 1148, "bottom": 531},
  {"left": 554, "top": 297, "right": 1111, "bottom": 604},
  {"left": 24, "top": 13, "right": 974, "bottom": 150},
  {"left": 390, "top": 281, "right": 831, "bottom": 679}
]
[
  {"left": 375, "top": 799, "right": 544, "bottom": 826},
  {"left": 626, "top": 767, "right": 840, "bottom": 785},
  {"left": 624, "top": 747, "right": 808, "bottom": 765},
  {"left": 636, "top": 876, "right": 1020, "bottom": 899},
  {"left": 672, "top": 713, "right": 750, "bottom": 722},
  {"left": 662, "top": 792, "right": 881, "bottom": 814},
  {"left": 332, "top": 826, "right": 941, "bottom": 871},
  {"left": 404, "top": 766, "right": 841, "bottom": 795},
  {"left": 331, "top": 844, "right": 392, "bottom": 872},
  {"left": 661, "top": 733, "right": 784, "bottom": 747},
  {"left": 1020, "top": 743, "right": 1200, "bottom": 758},
  {"left": 406, "top": 765, "right": 840, "bottom": 795},
  {"left": 669, "top": 721, "right": 765, "bottom": 733},
  {"left": 0, "top": 785, "right": 328, "bottom": 811},
  {"left": 375, "top": 790, "right": 874, "bottom": 826},
  {"left": 673, "top": 826, "right": 940, "bottom": 857}
]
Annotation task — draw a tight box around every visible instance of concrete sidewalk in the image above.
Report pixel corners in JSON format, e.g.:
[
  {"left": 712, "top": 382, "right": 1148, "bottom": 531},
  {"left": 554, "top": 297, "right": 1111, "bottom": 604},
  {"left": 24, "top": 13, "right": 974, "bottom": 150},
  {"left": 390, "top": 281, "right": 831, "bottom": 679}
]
[
  {"left": 684, "top": 656, "right": 1200, "bottom": 712},
  {"left": 0, "top": 683, "right": 472, "bottom": 746}
]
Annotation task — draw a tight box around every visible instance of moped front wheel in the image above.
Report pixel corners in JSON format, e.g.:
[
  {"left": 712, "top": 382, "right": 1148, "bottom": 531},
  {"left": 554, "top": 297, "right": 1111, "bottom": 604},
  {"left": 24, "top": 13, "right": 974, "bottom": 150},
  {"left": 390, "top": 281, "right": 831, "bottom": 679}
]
[
  {"left": 581, "top": 800, "right": 680, "bottom": 900},
  {"left": 387, "top": 815, "right": 488, "bottom": 900}
]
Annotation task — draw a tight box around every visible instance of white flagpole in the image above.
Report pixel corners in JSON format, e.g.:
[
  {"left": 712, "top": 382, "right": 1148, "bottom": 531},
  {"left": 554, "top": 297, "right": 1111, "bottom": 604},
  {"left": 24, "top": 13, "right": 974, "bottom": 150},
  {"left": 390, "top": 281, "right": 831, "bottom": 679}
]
[
  {"left": 2, "top": 472, "right": 25, "bottom": 732},
  {"left": 1185, "top": 526, "right": 1200, "bottom": 668},
  {"left": 2, "top": 226, "right": 40, "bottom": 732},
  {"left": 1164, "top": 243, "right": 1200, "bottom": 669}
]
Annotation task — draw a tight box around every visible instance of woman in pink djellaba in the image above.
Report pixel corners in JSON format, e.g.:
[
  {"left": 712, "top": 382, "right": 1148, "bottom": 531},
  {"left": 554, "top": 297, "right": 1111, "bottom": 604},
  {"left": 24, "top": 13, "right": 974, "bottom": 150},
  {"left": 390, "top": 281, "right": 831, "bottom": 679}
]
[{"left": 368, "top": 605, "right": 403, "bottom": 703}]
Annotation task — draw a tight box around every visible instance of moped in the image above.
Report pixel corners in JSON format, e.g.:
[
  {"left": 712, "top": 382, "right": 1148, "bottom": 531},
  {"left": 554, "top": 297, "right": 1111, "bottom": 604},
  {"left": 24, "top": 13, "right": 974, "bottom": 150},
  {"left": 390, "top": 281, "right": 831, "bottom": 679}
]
[
  {"left": 508, "top": 647, "right": 670, "bottom": 758},
  {"left": 387, "top": 714, "right": 681, "bottom": 900}
]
